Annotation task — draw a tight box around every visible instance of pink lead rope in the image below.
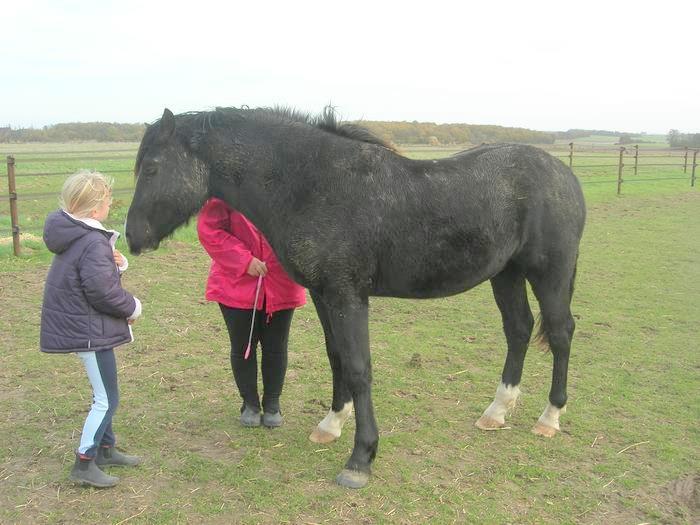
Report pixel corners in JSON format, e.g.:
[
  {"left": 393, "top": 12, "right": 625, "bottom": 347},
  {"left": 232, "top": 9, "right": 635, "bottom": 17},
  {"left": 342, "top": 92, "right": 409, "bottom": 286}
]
[{"left": 244, "top": 275, "right": 264, "bottom": 360}]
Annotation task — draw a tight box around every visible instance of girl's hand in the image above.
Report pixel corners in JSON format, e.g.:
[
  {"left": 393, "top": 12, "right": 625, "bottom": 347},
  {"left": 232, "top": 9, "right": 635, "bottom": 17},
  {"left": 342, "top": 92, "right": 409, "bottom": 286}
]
[
  {"left": 246, "top": 257, "right": 268, "bottom": 277},
  {"left": 114, "top": 249, "right": 125, "bottom": 267}
]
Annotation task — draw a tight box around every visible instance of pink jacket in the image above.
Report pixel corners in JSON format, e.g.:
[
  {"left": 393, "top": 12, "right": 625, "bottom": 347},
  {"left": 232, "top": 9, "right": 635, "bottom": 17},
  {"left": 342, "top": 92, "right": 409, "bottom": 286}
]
[{"left": 197, "top": 198, "right": 306, "bottom": 315}]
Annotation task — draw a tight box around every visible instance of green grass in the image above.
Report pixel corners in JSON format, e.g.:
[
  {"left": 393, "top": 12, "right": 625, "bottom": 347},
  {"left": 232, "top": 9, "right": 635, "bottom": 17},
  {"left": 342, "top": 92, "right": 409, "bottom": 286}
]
[{"left": 0, "top": 143, "right": 698, "bottom": 523}]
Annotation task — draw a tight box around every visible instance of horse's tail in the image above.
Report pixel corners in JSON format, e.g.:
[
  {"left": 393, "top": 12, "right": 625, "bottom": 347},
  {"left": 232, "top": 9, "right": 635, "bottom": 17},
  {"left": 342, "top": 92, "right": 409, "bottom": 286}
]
[
  {"left": 533, "top": 315, "right": 548, "bottom": 352},
  {"left": 533, "top": 257, "right": 578, "bottom": 352}
]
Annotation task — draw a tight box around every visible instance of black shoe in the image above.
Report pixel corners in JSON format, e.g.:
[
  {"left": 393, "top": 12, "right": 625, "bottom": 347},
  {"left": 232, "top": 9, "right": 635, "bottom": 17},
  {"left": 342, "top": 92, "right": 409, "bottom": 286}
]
[
  {"left": 96, "top": 447, "right": 142, "bottom": 467},
  {"left": 262, "top": 411, "right": 283, "bottom": 428},
  {"left": 240, "top": 405, "right": 261, "bottom": 427},
  {"left": 69, "top": 456, "right": 119, "bottom": 488}
]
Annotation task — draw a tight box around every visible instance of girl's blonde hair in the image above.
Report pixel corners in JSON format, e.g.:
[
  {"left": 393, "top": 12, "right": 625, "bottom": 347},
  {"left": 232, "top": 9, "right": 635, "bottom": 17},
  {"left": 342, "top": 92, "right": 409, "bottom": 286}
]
[{"left": 60, "top": 170, "right": 113, "bottom": 218}]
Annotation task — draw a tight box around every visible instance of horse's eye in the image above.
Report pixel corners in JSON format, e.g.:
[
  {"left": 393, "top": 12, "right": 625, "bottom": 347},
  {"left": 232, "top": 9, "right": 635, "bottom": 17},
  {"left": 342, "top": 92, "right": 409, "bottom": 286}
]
[{"left": 142, "top": 164, "right": 158, "bottom": 176}]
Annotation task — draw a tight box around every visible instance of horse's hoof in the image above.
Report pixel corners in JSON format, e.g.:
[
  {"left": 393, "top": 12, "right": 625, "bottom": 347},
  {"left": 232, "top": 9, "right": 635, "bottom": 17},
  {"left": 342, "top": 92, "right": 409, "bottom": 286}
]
[
  {"left": 336, "top": 469, "right": 369, "bottom": 489},
  {"left": 475, "top": 415, "right": 506, "bottom": 430},
  {"left": 309, "top": 427, "right": 338, "bottom": 444},
  {"left": 531, "top": 422, "right": 558, "bottom": 438}
]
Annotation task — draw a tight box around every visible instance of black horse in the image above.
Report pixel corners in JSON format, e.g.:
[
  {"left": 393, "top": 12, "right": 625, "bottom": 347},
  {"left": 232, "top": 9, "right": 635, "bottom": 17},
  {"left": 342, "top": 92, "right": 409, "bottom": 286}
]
[{"left": 126, "top": 107, "right": 586, "bottom": 489}]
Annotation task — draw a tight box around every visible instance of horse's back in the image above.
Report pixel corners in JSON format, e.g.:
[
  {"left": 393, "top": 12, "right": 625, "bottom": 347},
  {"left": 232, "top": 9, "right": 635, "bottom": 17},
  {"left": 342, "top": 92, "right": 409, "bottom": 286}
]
[
  {"left": 278, "top": 141, "right": 585, "bottom": 299},
  {"left": 450, "top": 143, "right": 585, "bottom": 230},
  {"left": 367, "top": 144, "right": 585, "bottom": 298},
  {"left": 450, "top": 143, "right": 586, "bottom": 277}
]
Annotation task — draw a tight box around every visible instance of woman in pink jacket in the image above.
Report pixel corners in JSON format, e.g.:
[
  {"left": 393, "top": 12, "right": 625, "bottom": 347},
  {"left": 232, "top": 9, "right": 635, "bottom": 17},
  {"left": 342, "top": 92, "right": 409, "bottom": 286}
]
[{"left": 198, "top": 198, "right": 306, "bottom": 428}]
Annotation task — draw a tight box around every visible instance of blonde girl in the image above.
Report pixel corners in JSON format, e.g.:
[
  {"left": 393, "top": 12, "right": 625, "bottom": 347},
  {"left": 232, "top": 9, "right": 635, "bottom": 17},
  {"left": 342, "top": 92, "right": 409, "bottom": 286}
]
[{"left": 40, "top": 171, "right": 142, "bottom": 488}]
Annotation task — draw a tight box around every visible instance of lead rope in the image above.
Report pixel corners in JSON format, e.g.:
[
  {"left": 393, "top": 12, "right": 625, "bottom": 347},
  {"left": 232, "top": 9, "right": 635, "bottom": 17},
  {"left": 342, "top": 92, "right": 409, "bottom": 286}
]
[{"left": 244, "top": 275, "right": 263, "bottom": 360}]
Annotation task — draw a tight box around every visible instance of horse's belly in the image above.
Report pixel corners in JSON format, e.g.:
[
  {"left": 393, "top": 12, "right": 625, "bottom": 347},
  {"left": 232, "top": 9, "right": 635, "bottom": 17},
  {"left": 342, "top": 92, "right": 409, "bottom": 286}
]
[
  {"left": 372, "top": 254, "right": 503, "bottom": 299},
  {"left": 372, "top": 278, "right": 484, "bottom": 299},
  {"left": 370, "top": 213, "right": 520, "bottom": 299}
]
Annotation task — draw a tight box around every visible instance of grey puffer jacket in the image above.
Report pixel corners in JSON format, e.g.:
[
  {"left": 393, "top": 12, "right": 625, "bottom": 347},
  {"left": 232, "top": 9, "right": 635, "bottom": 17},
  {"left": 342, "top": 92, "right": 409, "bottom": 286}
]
[{"left": 40, "top": 210, "right": 138, "bottom": 353}]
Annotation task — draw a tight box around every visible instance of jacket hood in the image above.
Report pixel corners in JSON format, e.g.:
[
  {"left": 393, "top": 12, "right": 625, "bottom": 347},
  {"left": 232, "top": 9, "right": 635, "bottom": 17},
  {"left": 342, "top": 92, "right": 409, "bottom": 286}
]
[{"left": 43, "top": 210, "right": 103, "bottom": 254}]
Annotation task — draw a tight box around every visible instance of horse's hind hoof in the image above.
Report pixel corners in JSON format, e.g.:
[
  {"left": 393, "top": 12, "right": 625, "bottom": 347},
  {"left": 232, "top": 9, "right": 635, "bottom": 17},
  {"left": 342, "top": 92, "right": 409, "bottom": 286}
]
[
  {"left": 309, "top": 427, "right": 338, "bottom": 444},
  {"left": 336, "top": 469, "right": 369, "bottom": 489},
  {"left": 475, "top": 415, "right": 507, "bottom": 430},
  {"left": 531, "top": 422, "right": 558, "bottom": 438}
]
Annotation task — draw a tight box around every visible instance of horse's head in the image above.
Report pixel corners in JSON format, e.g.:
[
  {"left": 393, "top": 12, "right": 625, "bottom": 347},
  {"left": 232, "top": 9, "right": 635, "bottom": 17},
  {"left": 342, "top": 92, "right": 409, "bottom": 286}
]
[{"left": 126, "top": 108, "right": 209, "bottom": 254}]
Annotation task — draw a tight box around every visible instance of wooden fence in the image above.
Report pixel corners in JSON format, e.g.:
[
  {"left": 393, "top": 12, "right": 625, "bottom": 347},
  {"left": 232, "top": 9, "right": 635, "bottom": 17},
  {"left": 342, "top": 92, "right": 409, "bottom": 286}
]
[{"left": 3, "top": 144, "right": 698, "bottom": 256}]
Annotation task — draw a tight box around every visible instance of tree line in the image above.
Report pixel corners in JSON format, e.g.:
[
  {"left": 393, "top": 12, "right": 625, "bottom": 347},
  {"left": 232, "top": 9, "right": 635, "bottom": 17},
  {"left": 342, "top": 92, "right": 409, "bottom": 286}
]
[
  {"left": 359, "top": 121, "right": 555, "bottom": 145},
  {"left": 0, "top": 122, "right": 146, "bottom": 143},
  {"left": 2, "top": 121, "right": 694, "bottom": 147},
  {"left": 0, "top": 120, "right": 554, "bottom": 145},
  {"left": 667, "top": 130, "right": 700, "bottom": 148}
]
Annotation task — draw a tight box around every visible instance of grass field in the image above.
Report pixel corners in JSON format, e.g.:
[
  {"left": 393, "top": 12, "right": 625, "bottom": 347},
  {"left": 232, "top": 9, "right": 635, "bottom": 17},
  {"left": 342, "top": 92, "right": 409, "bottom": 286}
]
[{"left": 0, "top": 142, "right": 698, "bottom": 523}]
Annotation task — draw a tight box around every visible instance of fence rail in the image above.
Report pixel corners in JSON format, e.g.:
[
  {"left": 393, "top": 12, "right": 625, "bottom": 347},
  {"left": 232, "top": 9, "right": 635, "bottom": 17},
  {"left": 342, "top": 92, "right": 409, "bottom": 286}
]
[
  {"left": 17, "top": 156, "right": 135, "bottom": 163},
  {"left": 3, "top": 143, "right": 698, "bottom": 256},
  {"left": 13, "top": 168, "right": 134, "bottom": 178},
  {"left": 12, "top": 187, "right": 136, "bottom": 201}
]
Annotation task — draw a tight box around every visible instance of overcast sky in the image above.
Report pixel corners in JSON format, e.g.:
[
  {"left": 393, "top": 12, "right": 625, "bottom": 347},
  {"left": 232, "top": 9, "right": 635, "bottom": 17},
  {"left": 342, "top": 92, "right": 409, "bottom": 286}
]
[{"left": 3, "top": 0, "right": 698, "bottom": 133}]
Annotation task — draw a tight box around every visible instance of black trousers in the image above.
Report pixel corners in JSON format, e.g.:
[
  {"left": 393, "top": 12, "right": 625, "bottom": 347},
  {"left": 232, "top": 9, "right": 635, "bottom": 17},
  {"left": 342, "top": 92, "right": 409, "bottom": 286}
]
[{"left": 218, "top": 304, "right": 294, "bottom": 413}]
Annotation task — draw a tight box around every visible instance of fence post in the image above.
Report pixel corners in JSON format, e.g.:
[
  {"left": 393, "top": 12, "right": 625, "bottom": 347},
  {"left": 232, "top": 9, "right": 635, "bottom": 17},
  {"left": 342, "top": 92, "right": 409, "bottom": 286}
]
[
  {"left": 633, "top": 145, "right": 639, "bottom": 176},
  {"left": 617, "top": 147, "right": 625, "bottom": 195},
  {"left": 568, "top": 142, "right": 574, "bottom": 168},
  {"left": 683, "top": 147, "right": 689, "bottom": 173},
  {"left": 692, "top": 150, "right": 697, "bottom": 187},
  {"left": 7, "top": 155, "right": 21, "bottom": 256}
]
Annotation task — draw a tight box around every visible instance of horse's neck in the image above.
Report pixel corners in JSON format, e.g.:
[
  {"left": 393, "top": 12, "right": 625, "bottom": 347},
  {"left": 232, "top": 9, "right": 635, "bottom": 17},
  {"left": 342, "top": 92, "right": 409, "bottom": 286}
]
[
  {"left": 207, "top": 124, "right": 406, "bottom": 234},
  {"left": 207, "top": 149, "right": 276, "bottom": 238}
]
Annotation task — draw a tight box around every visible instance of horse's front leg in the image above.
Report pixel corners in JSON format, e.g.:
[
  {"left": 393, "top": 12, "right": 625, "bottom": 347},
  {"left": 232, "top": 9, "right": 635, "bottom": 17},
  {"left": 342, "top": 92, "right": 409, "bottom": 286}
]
[
  {"left": 309, "top": 292, "right": 353, "bottom": 444},
  {"left": 320, "top": 295, "right": 376, "bottom": 489}
]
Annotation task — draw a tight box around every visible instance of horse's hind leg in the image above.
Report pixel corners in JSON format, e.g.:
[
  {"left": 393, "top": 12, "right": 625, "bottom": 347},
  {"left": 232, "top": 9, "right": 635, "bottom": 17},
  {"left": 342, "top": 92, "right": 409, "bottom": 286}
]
[
  {"left": 476, "top": 265, "right": 534, "bottom": 430},
  {"left": 309, "top": 292, "right": 353, "bottom": 444},
  {"left": 528, "top": 266, "right": 577, "bottom": 437}
]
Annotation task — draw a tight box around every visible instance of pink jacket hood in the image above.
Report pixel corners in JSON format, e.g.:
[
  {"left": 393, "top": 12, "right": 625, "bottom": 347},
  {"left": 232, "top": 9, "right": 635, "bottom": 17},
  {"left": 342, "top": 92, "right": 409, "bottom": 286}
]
[{"left": 197, "top": 198, "right": 306, "bottom": 314}]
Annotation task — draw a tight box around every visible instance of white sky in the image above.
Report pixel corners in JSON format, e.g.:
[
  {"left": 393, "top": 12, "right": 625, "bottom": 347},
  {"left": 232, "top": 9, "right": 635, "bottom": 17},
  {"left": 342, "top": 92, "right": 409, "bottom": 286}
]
[{"left": 3, "top": 0, "right": 698, "bottom": 133}]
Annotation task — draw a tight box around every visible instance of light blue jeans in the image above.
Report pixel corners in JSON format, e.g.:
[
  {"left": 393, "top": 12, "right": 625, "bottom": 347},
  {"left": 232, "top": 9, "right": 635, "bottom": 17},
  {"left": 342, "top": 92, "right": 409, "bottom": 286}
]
[{"left": 77, "top": 349, "right": 119, "bottom": 457}]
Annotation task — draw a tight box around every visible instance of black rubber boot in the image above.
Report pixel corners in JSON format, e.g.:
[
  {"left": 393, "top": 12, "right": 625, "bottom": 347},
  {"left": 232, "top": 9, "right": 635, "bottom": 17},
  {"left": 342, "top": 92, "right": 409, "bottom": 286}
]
[
  {"left": 262, "top": 411, "right": 283, "bottom": 428},
  {"left": 240, "top": 404, "right": 261, "bottom": 427},
  {"left": 96, "top": 447, "right": 142, "bottom": 467},
  {"left": 69, "top": 456, "right": 119, "bottom": 488},
  {"left": 262, "top": 395, "right": 282, "bottom": 428}
]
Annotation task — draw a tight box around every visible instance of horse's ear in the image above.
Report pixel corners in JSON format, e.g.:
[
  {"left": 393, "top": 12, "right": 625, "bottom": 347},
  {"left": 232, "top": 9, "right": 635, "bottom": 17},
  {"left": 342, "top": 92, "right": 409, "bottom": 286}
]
[{"left": 158, "top": 108, "right": 175, "bottom": 141}]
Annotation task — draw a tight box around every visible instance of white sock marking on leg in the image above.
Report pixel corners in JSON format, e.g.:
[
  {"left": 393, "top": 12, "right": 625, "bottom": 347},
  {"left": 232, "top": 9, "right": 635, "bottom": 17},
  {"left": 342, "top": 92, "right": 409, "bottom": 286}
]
[
  {"left": 537, "top": 403, "right": 565, "bottom": 430},
  {"left": 481, "top": 383, "right": 520, "bottom": 424},
  {"left": 317, "top": 401, "right": 353, "bottom": 438}
]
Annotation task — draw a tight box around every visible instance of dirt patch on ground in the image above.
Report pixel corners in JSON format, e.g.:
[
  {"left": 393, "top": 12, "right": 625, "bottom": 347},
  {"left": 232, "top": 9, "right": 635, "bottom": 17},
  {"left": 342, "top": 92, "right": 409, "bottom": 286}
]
[
  {"left": 666, "top": 474, "right": 699, "bottom": 519},
  {"left": 589, "top": 473, "right": 699, "bottom": 524}
]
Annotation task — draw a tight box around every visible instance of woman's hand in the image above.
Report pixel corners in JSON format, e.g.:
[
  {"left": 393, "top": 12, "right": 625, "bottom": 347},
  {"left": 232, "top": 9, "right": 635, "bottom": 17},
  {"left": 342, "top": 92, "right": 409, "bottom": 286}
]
[{"left": 247, "top": 257, "right": 268, "bottom": 277}]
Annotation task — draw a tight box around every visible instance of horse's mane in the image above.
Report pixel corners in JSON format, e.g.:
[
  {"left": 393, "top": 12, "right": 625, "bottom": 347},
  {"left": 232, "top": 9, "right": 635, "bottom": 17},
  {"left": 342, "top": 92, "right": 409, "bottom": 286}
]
[
  {"left": 136, "top": 105, "right": 397, "bottom": 171},
  {"left": 254, "top": 106, "right": 397, "bottom": 152},
  {"left": 181, "top": 105, "right": 396, "bottom": 152}
]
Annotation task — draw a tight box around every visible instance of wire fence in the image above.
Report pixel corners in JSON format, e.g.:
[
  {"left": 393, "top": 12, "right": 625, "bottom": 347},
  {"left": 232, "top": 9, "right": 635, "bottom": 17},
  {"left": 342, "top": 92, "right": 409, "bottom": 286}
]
[
  {"left": 2, "top": 143, "right": 698, "bottom": 255},
  {"left": 546, "top": 143, "right": 697, "bottom": 195}
]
